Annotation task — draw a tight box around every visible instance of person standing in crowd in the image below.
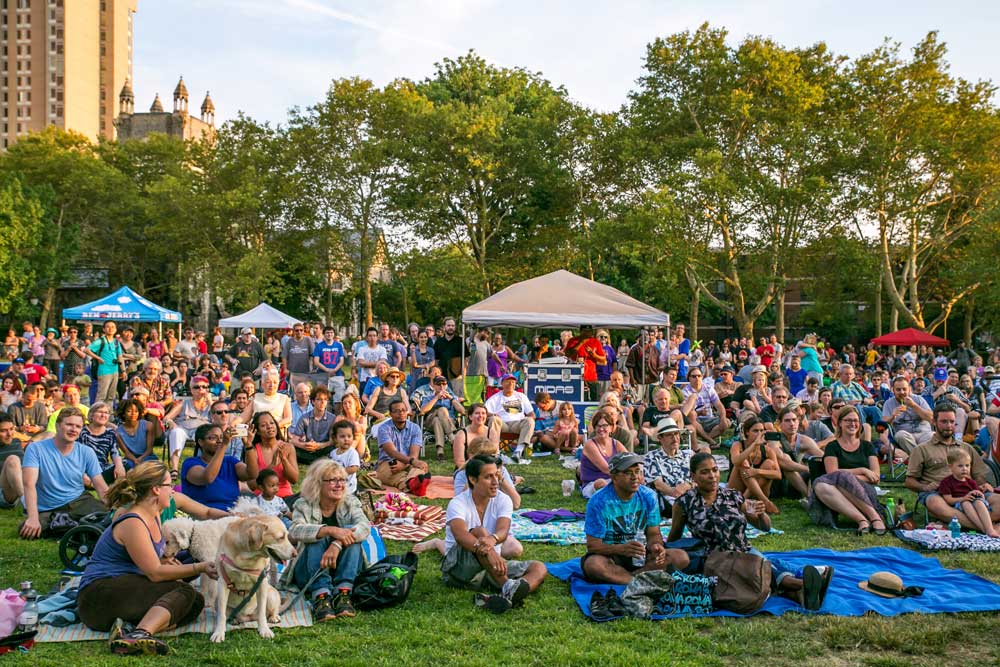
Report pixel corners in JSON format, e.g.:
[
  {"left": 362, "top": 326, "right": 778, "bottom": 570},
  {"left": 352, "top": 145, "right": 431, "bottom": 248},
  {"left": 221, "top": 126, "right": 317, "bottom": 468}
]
[
  {"left": 354, "top": 327, "right": 389, "bottom": 388},
  {"left": 282, "top": 323, "right": 315, "bottom": 390},
  {"left": 434, "top": 317, "right": 466, "bottom": 398},
  {"left": 226, "top": 328, "right": 267, "bottom": 382}
]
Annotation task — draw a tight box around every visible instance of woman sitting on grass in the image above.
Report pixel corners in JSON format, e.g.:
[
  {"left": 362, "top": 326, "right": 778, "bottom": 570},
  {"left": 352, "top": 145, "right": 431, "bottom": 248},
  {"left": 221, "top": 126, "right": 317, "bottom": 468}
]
[
  {"left": 580, "top": 409, "right": 629, "bottom": 499},
  {"left": 77, "top": 461, "right": 217, "bottom": 656},
  {"left": 668, "top": 452, "right": 834, "bottom": 611},
  {"left": 808, "top": 406, "right": 886, "bottom": 534},
  {"left": 726, "top": 416, "right": 782, "bottom": 516}
]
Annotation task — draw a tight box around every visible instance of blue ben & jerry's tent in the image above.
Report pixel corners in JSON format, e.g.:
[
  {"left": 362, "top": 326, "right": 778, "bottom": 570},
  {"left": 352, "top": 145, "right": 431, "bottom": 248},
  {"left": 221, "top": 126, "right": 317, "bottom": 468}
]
[{"left": 61, "top": 286, "right": 182, "bottom": 323}]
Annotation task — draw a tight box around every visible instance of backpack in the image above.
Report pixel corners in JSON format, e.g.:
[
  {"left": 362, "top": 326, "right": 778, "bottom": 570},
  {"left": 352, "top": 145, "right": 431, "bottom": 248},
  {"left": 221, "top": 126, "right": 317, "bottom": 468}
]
[
  {"left": 704, "top": 550, "right": 771, "bottom": 614},
  {"left": 351, "top": 552, "right": 417, "bottom": 611}
]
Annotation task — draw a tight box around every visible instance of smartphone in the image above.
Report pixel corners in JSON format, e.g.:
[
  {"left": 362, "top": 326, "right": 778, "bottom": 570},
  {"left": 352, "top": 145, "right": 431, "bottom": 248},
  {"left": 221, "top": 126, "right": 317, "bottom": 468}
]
[
  {"left": 764, "top": 432, "right": 782, "bottom": 442},
  {"left": 235, "top": 423, "right": 249, "bottom": 438}
]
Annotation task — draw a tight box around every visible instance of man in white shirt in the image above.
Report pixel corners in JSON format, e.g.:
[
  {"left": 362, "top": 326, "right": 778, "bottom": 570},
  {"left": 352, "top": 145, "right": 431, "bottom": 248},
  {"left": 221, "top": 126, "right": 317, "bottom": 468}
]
[
  {"left": 354, "top": 327, "right": 388, "bottom": 385},
  {"left": 484, "top": 374, "right": 535, "bottom": 461},
  {"left": 442, "top": 454, "right": 547, "bottom": 613},
  {"left": 681, "top": 368, "right": 728, "bottom": 447}
]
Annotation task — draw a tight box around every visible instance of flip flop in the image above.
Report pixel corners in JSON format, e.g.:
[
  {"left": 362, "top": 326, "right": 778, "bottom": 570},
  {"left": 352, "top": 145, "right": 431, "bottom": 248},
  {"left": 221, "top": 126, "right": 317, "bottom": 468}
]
[{"left": 515, "top": 485, "right": 536, "bottom": 495}]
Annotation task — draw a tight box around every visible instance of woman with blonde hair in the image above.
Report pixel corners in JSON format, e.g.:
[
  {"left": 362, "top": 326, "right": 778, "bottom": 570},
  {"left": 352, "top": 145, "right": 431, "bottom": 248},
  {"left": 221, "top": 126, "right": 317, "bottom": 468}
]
[
  {"left": 77, "top": 461, "right": 216, "bottom": 655},
  {"left": 288, "top": 459, "right": 371, "bottom": 622}
]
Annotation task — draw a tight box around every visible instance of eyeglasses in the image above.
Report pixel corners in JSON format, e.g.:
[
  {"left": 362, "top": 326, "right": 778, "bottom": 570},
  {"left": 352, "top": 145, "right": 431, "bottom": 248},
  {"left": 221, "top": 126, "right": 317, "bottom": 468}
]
[
  {"left": 614, "top": 468, "right": 643, "bottom": 478},
  {"left": 192, "top": 385, "right": 209, "bottom": 390},
  {"left": 322, "top": 478, "right": 348, "bottom": 485},
  {"left": 211, "top": 410, "right": 232, "bottom": 415},
  {"left": 201, "top": 435, "right": 222, "bottom": 442}
]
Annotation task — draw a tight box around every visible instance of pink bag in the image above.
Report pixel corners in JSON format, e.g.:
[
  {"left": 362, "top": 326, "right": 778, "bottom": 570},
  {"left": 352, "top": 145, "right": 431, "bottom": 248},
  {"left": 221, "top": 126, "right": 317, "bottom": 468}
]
[{"left": 0, "top": 589, "right": 25, "bottom": 637}]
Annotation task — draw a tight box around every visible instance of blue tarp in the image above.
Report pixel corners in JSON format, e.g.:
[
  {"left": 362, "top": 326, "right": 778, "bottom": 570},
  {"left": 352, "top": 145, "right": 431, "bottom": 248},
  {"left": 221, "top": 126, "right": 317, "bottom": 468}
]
[
  {"left": 61, "top": 286, "right": 182, "bottom": 323},
  {"left": 547, "top": 546, "right": 1000, "bottom": 619}
]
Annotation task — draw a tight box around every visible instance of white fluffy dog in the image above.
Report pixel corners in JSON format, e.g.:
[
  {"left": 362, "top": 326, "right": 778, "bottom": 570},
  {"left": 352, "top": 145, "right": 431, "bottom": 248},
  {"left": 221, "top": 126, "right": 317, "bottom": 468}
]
[{"left": 161, "top": 497, "right": 263, "bottom": 562}]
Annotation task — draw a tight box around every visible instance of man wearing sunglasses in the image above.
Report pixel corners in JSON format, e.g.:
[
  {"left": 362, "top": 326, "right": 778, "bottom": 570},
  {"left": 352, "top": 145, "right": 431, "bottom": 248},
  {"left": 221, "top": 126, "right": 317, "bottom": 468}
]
[{"left": 163, "top": 375, "right": 214, "bottom": 473}]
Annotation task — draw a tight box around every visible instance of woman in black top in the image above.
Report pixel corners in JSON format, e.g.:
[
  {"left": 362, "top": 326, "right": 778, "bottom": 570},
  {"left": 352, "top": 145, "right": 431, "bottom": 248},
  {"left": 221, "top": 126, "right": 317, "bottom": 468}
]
[{"left": 809, "top": 405, "right": 885, "bottom": 534}]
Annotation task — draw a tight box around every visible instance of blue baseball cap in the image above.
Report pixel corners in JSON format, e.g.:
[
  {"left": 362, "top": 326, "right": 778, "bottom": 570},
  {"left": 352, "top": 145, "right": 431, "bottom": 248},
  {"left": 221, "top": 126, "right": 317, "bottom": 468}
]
[
  {"left": 933, "top": 367, "right": 948, "bottom": 382},
  {"left": 500, "top": 373, "right": 517, "bottom": 383}
]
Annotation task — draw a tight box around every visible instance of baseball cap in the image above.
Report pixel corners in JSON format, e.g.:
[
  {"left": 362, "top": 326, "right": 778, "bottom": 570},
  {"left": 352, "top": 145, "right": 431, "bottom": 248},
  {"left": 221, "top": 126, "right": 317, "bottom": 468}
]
[
  {"left": 655, "top": 417, "right": 681, "bottom": 436},
  {"left": 720, "top": 365, "right": 735, "bottom": 374},
  {"left": 13, "top": 357, "right": 24, "bottom": 363},
  {"left": 500, "top": 373, "right": 517, "bottom": 382},
  {"left": 240, "top": 327, "right": 253, "bottom": 335},
  {"left": 933, "top": 368, "right": 948, "bottom": 382},
  {"left": 608, "top": 452, "right": 645, "bottom": 474},
  {"left": 985, "top": 366, "right": 995, "bottom": 374}
]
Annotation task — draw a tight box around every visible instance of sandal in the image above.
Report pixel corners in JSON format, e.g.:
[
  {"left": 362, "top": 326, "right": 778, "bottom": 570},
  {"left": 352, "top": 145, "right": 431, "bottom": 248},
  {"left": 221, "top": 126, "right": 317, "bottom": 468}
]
[
  {"left": 856, "top": 520, "right": 871, "bottom": 536},
  {"left": 872, "top": 519, "right": 887, "bottom": 536}
]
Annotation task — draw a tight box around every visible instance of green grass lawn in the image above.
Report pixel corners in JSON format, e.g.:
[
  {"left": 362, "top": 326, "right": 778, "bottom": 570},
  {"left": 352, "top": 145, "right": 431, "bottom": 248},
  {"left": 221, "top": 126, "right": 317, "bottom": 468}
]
[{"left": 3, "top": 450, "right": 999, "bottom": 667}]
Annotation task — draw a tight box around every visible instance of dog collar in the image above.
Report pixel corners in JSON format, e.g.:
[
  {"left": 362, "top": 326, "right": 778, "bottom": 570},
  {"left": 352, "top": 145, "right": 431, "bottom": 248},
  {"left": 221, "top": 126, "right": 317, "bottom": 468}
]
[{"left": 219, "top": 553, "right": 264, "bottom": 596}]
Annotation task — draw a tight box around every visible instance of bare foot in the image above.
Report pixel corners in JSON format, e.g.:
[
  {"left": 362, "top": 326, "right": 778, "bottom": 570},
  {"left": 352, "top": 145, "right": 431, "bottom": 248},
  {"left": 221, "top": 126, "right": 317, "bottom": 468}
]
[
  {"left": 763, "top": 499, "right": 781, "bottom": 515},
  {"left": 411, "top": 539, "right": 442, "bottom": 554}
]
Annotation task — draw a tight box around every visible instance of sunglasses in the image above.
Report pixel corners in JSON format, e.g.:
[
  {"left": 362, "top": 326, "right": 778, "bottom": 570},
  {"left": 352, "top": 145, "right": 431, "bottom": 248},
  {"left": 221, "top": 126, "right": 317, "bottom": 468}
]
[{"left": 192, "top": 384, "right": 209, "bottom": 390}]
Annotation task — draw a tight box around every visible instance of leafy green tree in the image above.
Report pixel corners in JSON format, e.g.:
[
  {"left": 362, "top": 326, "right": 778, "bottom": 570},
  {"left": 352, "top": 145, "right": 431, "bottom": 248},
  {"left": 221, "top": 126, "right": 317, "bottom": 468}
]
[
  {"left": 843, "top": 32, "right": 1000, "bottom": 333},
  {"left": 625, "top": 24, "right": 842, "bottom": 339},
  {"left": 389, "top": 51, "right": 579, "bottom": 295},
  {"left": 0, "top": 177, "right": 45, "bottom": 315},
  {"left": 286, "top": 77, "right": 398, "bottom": 327}
]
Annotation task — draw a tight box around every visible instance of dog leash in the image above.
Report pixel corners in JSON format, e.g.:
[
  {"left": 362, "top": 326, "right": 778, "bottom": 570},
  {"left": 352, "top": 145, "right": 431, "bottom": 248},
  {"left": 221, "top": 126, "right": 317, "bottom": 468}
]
[{"left": 277, "top": 567, "right": 325, "bottom": 615}]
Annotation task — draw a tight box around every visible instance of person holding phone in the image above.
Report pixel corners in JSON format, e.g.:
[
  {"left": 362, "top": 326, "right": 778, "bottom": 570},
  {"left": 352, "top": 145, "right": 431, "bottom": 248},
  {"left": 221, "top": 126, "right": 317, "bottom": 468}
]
[{"left": 727, "top": 416, "right": 782, "bottom": 516}]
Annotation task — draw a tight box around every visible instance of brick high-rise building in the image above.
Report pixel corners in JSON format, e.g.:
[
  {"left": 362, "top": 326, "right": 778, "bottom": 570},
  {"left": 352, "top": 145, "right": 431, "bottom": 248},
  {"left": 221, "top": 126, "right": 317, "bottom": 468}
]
[{"left": 0, "top": 0, "right": 138, "bottom": 149}]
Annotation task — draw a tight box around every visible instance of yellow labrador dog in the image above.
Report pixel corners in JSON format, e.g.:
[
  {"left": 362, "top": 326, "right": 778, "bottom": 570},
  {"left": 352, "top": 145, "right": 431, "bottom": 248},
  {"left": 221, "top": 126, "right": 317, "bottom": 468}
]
[{"left": 209, "top": 515, "right": 297, "bottom": 643}]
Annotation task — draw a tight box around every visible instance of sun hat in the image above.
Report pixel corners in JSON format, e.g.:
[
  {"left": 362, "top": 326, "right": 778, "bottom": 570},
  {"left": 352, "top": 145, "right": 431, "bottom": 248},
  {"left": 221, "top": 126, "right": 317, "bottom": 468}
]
[
  {"left": 240, "top": 327, "right": 253, "bottom": 335},
  {"left": 752, "top": 365, "right": 768, "bottom": 375},
  {"left": 857, "top": 572, "right": 924, "bottom": 598},
  {"left": 656, "top": 417, "right": 681, "bottom": 436},
  {"left": 381, "top": 366, "right": 404, "bottom": 382}
]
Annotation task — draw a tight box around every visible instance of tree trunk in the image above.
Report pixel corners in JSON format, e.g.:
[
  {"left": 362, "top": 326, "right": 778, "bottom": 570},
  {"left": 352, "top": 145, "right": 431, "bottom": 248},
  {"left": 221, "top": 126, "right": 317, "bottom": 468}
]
[
  {"left": 875, "top": 271, "right": 883, "bottom": 337},
  {"left": 775, "top": 282, "right": 785, "bottom": 345},
  {"left": 364, "top": 278, "right": 373, "bottom": 329},
  {"left": 890, "top": 305, "right": 899, "bottom": 332},
  {"left": 963, "top": 295, "right": 975, "bottom": 347},
  {"left": 689, "top": 288, "right": 700, "bottom": 341},
  {"left": 39, "top": 286, "right": 56, "bottom": 330}
]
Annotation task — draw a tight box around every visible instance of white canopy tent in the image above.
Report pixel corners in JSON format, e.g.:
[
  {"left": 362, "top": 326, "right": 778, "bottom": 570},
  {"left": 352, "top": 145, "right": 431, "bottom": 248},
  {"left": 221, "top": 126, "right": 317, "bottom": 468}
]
[
  {"left": 218, "top": 303, "right": 302, "bottom": 330},
  {"left": 462, "top": 270, "right": 670, "bottom": 329}
]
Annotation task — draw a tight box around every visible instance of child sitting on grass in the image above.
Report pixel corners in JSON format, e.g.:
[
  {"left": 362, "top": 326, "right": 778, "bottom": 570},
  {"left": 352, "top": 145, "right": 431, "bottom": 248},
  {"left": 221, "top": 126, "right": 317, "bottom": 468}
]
[
  {"left": 938, "top": 449, "right": 999, "bottom": 538},
  {"left": 328, "top": 420, "right": 360, "bottom": 494},
  {"left": 254, "top": 468, "right": 292, "bottom": 528}
]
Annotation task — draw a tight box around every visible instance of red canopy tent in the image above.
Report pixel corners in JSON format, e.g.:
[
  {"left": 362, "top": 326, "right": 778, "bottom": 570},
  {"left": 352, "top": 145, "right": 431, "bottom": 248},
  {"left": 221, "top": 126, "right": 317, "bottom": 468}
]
[{"left": 869, "top": 328, "right": 950, "bottom": 347}]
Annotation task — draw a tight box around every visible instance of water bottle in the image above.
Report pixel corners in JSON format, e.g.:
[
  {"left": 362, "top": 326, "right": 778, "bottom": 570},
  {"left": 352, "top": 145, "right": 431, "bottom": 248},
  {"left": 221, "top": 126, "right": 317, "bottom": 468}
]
[
  {"left": 17, "top": 581, "right": 38, "bottom": 633},
  {"left": 884, "top": 497, "right": 895, "bottom": 524},
  {"left": 949, "top": 516, "right": 961, "bottom": 539}
]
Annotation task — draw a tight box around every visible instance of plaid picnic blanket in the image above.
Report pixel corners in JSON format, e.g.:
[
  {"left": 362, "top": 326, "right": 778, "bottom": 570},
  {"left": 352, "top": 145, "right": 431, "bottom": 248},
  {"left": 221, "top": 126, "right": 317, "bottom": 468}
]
[
  {"left": 374, "top": 503, "right": 446, "bottom": 542},
  {"left": 894, "top": 528, "right": 1000, "bottom": 552}
]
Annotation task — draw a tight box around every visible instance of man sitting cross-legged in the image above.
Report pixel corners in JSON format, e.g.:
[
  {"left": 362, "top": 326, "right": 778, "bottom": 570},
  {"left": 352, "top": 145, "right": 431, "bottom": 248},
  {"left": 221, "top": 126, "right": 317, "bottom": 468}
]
[
  {"left": 441, "top": 454, "right": 547, "bottom": 614},
  {"left": 581, "top": 452, "right": 690, "bottom": 585}
]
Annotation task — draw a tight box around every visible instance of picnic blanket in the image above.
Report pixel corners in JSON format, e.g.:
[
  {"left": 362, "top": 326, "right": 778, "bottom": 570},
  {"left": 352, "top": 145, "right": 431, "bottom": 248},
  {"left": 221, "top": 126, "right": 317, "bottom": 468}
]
[
  {"left": 894, "top": 528, "right": 1000, "bottom": 552},
  {"left": 379, "top": 475, "right": 455, "bottom": 499},
  {"left": 375, "top": 503, "right": 446, "bottom": 542},
  {"left": 36, "top": 583, "right": 313, "bottom": 643},
  {"left": 547, "top": 546, "right": 1000, "bottom": 619},
  {"left": 510, "top": 511, "right": 782, "bottom": 546}
]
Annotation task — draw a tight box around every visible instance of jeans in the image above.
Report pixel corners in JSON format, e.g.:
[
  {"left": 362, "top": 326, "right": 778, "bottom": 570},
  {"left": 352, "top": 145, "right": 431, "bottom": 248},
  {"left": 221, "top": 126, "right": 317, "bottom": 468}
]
[
  {"left": 859, "top": 405, "right": 883, "bottom": 428},
  {"left": 293, "top": 538, "right": 364, "bottom": 599},
  {"left": 749, "top": 548, "right": 794, "bottom": 587}
]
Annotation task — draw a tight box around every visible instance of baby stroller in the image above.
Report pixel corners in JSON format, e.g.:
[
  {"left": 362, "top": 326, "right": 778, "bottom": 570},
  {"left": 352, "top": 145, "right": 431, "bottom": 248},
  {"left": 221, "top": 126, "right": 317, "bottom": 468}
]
[{"left": 57, "top": 511, "right": 112, "bottom": 570}]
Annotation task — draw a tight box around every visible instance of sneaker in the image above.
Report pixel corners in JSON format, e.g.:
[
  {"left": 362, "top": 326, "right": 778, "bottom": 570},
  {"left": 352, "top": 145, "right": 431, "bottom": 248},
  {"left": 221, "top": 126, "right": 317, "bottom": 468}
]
[
  {"left": 588, "top": 590, "right": 615, "bottom": 622},
  {"left": 604, "top": 590, "right": 627, "bottom": 618},
  {"left": 107, "top": 617, "right": 133, "bottom": 643},
  {"left": 312, "top": 594, "right": 337, "bottom": 622},
  {"left": 109, "top": 628, "right": 169, "bottom": 656},
  {"left": 501, "top": 578, "right": 530, "bottom": 607},
  {"left": 332, "top": 591, "right": 356, "bottom": 618},
  {"left": 474, "top": 592, "right": 512, "bottom": 614}
]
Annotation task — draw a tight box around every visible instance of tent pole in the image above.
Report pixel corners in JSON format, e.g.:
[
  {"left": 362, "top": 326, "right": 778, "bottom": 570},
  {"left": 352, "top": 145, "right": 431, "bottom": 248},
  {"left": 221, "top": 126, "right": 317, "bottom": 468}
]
[{"left": 461, "top": 323, "right": 466, "bottom": 392}]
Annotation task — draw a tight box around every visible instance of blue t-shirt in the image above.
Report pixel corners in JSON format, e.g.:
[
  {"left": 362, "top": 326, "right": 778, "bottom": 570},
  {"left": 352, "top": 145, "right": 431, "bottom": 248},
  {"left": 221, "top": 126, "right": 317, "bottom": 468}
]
[
  {"left": 88, "top": 337, "right": 123, "bottom": 377},
  {"left": 785, "top": 368, "right": 808, "bottom": 396},
  {"left": 676, "top": 338, "right": 691, "bottom": 380},
  {"left": 376, "top": 420, "right": 423, "bottom": 464},
  {"left": 313, "top": 340, "right": 346, "bottom": 376},
  {"left": 584, "top": 484, "right": 659, "bottom": 544},
  {"left": 180, "top": 455, "right": 241, "bottom": 511},
  {"left": 23, "top": 438, "right": 102, "bottom": 512}
]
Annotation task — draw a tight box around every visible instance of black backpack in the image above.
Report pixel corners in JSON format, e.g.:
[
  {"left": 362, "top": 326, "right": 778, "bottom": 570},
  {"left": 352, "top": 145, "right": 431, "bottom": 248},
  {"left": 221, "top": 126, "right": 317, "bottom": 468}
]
[{"left": 351, "top": 552, "right": 417, "bottom": 611}]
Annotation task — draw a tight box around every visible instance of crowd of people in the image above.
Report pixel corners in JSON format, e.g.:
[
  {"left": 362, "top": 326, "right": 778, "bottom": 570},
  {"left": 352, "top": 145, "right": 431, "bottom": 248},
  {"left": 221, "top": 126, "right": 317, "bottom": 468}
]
[{"left": 3, "top": 316, "right": 1000, "bottom": 654}]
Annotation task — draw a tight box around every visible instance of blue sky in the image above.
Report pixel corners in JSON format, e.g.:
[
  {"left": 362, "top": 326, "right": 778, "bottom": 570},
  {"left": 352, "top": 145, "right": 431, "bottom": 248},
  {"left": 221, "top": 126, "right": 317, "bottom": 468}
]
[{"left": 133, "top": 0, "right": 1000, "bottom": 126}]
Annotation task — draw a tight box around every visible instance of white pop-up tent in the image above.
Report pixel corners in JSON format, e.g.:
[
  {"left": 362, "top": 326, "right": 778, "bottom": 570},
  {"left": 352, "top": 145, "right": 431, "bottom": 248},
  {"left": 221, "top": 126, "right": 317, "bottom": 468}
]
[
  {"left": 462, "top": 270, "right": 670, "bottom": 329},
  {"left": 218, "top": 303, "right": 302, "bottom": 330}
]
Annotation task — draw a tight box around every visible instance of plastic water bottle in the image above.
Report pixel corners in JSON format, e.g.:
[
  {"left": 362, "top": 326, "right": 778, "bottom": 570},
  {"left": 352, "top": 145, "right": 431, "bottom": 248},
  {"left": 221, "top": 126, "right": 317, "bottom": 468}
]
[
  {"left": 949, "top": 516, "right": 961, "bottom": 539},
  {"left": 17, "top": 581, "right": 38, "bottom": 633},
  {"left": 884, "top": 497, "right": 895, "bottom": 523}
]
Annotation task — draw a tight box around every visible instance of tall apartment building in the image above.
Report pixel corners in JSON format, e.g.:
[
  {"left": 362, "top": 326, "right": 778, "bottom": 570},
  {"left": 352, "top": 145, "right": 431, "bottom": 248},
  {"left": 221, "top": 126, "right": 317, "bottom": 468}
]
[{"left": 0, "top": 0, "right": 138, "bottom": 149}]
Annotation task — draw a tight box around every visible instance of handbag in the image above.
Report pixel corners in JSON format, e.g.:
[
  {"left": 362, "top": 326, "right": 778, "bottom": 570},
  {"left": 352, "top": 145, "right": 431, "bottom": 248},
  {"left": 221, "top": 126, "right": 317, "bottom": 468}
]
[{"left": 704, "top": 550, "right": 772, "bottom": 614}]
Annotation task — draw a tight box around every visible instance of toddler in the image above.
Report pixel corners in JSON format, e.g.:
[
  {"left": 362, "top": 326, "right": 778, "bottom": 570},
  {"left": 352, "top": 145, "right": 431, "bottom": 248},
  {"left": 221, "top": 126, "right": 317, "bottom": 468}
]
[
  {"left": 255, "top": 468, "right": 292, "bottom": 528},
  {"left": 328, "top": 420, "right": 360, "bottom": 494},
  {"left": 552, "top": 401, "right": 580, "bottom": 453},
  {"left": 938, "top": 449, "right": 998, "bottom": 538}
]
